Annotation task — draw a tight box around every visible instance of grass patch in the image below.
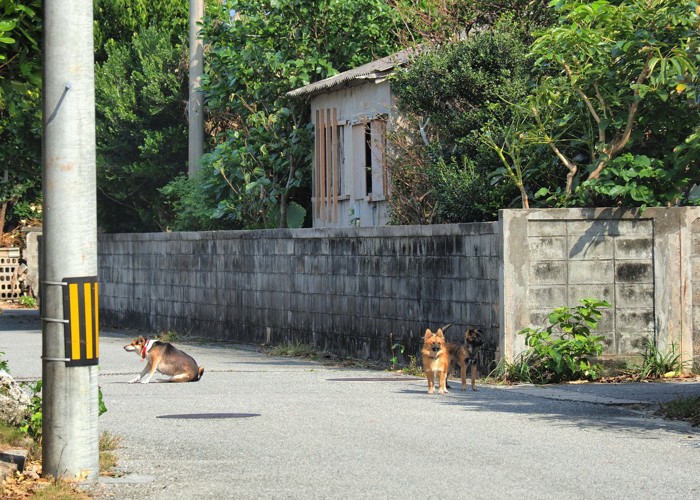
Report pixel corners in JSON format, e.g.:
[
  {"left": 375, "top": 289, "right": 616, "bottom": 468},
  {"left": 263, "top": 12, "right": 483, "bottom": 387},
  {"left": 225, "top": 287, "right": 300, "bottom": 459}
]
[
  {"left": 268, "top": 342, "right": 319, "bottom": 358},
  {"left": 486, "top": 357, "right": 533, "bottom": 384},
  {"left": 155, "top": 329, "right": 189, "bottom": 343},
  {"left": 634, "top": 338, "right": 687, "bottom": 379},
  {"left": 0, "top": 421, "right": 33, "bottom": 451},
  {"left": 99, "top": 430, "right": 122, "bottom": 476},
  {"left": 28, "top": 480, "right": 91, "bottom": 499},
  {"left": 396, "top": 355, "right": 423, "bottom": 377},
  {"left": 658, "top": 396, "right": 700, "bottom": 427}
]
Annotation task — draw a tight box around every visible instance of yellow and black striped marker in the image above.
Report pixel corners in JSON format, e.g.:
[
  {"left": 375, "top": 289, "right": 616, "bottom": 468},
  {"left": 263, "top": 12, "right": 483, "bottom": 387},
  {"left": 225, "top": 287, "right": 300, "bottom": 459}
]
[{"left": 62, "top": 276, "right": 99, "bottom": 366}]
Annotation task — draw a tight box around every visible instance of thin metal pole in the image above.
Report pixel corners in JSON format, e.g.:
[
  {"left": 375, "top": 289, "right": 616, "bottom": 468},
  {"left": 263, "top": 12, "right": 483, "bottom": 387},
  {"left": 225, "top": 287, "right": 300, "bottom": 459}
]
[
  {"left": 188, "top": 0, "right": 205, "bottom": 177},
  {"left": 42, "top": 0, "right": 99, "bottom": 480}
]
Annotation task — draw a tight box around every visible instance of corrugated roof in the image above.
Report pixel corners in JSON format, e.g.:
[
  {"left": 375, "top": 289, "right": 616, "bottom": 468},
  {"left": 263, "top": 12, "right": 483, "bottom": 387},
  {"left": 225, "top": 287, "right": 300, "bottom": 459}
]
[{"left": 286, "top": 48, "right": 417, "bottom": 98}]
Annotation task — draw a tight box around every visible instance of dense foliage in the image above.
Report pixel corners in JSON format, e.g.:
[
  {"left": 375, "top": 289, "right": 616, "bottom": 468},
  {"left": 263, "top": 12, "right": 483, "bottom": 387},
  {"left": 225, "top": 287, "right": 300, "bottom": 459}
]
[
  {"left": 492, "top": 298, "right": 609, "bottom": 384},
  {"left": 2, "top": 0, "right": 697, "bottom": 235},
  {"left": 94, "top": 0, "right": 190, "bottom": 232},
  {"left": 529, "top": 0, "right": 700, "bottom": 208},
  {"left": 392, "top": 0, "right": 699, "bottom": 220},
  {"left": 389, "top": 15, "right": 548, "bottom": 223},
  {"left": 166, "top": 0, "right": 404, "bottom": 230},
  {"left": 0, "top": 0, "right": 42, "bottom": 242}
]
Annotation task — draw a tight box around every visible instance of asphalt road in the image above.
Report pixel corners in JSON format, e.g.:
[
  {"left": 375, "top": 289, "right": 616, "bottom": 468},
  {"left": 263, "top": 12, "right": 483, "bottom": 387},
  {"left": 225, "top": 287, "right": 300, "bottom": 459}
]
[{"left": 1, "top": 308, "right": 699, "bottom": 499}]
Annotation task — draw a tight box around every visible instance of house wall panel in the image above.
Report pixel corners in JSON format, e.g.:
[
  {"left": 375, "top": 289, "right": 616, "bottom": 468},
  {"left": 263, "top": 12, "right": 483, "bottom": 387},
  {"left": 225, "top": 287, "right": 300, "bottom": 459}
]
[{"left": 311, "top": 82, "right": 394, "bottom": 228}]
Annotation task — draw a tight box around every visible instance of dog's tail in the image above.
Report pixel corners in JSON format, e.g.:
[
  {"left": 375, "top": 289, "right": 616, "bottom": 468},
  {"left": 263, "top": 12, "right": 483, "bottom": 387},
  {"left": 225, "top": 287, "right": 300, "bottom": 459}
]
[{"left": 196, "top": 366, "right": 204, "bottom": 381}]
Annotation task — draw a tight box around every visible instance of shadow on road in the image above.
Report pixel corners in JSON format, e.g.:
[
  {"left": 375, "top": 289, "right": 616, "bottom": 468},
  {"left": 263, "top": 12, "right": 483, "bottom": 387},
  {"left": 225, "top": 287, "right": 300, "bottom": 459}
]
[{"left": 421, "top": 386, "right": 700, "bottom": 439}]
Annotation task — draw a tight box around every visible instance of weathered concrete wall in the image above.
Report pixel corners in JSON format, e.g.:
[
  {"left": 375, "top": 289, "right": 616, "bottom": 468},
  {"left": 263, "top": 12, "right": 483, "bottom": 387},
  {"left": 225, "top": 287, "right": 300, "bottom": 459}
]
[
  {"left": 692, "top": 217, "right": 700, "bottom": 370},
  {"left": 98, "top": 224, "right": 501, "bottom": 368},
  {"left": 97, "top": 207, "right": 699, "bottom": 371},
  {"left": 501, "top": 207, "right": 699, "bottom": 370}
]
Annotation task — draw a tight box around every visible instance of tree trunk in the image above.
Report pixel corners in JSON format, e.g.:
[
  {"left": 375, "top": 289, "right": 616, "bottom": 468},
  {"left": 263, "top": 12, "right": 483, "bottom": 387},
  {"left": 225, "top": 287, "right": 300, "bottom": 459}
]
[
  {"left": 279, "top": 191, "right": 288, "bottom": 229},
  {"left": 0, "top": 200, "right": 7, "bottom": 243}
]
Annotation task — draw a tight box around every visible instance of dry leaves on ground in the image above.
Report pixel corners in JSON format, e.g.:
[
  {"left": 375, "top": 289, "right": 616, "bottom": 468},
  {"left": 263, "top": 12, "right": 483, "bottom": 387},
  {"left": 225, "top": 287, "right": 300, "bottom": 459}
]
[{"left": 1, "top": 460, "right": 90, "bottom": 499}]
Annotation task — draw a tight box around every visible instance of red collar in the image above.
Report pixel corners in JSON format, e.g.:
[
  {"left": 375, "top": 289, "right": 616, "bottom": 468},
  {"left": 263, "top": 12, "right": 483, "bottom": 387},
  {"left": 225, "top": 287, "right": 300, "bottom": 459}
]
[{"left": 140, "top": 340, "right": 154, "bottom": 360}]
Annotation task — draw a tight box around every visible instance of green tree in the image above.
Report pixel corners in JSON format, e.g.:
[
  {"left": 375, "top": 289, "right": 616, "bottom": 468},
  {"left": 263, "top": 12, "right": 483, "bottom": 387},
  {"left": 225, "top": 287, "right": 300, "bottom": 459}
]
[
  {"left": 0, "top": 0, "right": 42, "bottom": 241},
  {"left": 389, "top": 15, "right": 547, "bottom": 222},
  {"left": 529, "top": 0, "right": 699, "bottom": 207},
  {"left": 179, "top": 0, "right": 403, "bottom": 230},
  {"left": 94, "top": 0, "right": 188, "bottom": 61},
  {"left": 93, "top": 0, "right": 190, "bottom": 232}
]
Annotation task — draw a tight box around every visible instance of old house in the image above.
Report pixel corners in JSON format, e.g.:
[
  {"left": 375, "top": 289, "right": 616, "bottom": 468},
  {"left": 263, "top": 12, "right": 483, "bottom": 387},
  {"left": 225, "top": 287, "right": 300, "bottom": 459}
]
[{"left": 288, "top": 49, "right": 414, "bottom": 228}]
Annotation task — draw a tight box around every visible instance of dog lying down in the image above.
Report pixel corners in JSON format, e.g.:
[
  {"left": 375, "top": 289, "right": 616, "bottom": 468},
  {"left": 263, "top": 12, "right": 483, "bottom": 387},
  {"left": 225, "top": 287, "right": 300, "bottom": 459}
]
[{"left": 124, "top": 335, "right": 204, "bottom": 383}]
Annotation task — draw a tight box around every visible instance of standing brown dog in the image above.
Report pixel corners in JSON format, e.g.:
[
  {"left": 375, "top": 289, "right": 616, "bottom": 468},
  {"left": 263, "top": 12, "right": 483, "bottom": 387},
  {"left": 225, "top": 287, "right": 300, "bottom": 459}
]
[
  {"left": 447, "top": 328, "right": 484, "bottom": 391},
  {"left": 421, "top": 328, "right": 450, "bottom": 394}
]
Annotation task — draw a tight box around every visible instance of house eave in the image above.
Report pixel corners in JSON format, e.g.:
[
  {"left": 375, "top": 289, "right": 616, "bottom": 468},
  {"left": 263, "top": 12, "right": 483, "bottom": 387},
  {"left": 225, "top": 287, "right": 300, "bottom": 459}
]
[{"left": 286, "top": 48, "right": 417, "bottom": 99}]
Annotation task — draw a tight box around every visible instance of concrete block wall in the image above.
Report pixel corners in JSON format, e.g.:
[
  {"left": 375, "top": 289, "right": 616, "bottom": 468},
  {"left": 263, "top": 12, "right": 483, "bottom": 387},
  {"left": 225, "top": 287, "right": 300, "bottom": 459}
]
[
  {"left": 692, "top": 217, "right": 700, "bottom": 370},
  {"left": 98, "top": 223, "right": 501, "bottom": 366},
  {"left": 501, "top": 208, "right": 699, "bottom": 368},
  {"left": 97, "top": 207, "right": 699, "bottom": 370}
]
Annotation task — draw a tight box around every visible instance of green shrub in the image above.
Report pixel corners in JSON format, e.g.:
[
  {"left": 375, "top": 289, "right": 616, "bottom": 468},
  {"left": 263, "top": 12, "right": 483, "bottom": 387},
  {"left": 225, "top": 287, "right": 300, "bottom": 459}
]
[
  {"left": 18, "top": 295, "right": 37, "bottom": 308},
  {"left": 491, "top": 298, "right": 609, "bottom": 384},
  {"left": 0, "top": 351, "right": 9, "bottom": 373},
  {"left": 634, "top": 337, "right": 687, "bottom": 379},
  {"left": 19, "top": 381, "right": 107, "bottom": 441},
  {"left": 20, "top": 380, "right": 42, "bottom": 440}
]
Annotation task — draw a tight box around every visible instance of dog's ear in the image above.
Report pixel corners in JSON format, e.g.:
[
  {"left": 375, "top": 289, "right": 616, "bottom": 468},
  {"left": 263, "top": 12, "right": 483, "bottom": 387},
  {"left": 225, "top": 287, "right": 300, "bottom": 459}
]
[
  {"left": 137, "top": 335, "right": 146, "bottom": 343},
  {"left": 424, "top": 328, "right": 434, "bottom": 339},
  {"left": 436, "top": 328, "right": 444, "bottom": 338}
]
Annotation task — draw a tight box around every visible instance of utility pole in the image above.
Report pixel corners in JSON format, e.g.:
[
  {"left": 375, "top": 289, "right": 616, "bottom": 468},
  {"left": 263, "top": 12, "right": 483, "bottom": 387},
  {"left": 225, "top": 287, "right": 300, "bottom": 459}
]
[
  {"left": 188, "top": 0, "right": 205, "bottom": 177},
  {"left": 42, "top": 0, "right": 99, "bottom": 480}
]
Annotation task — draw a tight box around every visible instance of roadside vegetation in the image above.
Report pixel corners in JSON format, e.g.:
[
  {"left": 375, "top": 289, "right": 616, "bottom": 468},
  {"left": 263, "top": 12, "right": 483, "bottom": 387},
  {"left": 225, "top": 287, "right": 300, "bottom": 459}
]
[
  {"left": 268, "top": 342, "right": 320, "bottom": 359},
  {"left": 0, "top": 353, "right": 120, "bottom": 498},
  {"left": 155, "top": 329, "right": 191, "bottom": 344},
  {"left": 488, "top": 297, "right": 693, "bottom": 385}
]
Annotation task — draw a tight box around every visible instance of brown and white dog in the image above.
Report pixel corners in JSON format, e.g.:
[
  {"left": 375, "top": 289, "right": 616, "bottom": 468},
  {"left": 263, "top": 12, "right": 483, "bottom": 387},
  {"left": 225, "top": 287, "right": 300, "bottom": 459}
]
[
  {"left": 124, "top": 335, "right": 204, "bottom": 383},
  {"left": 421, "top": 328, "right": 450, "bottom": 394},
  {"left": 446, "top": 328, "right": 484, "bottom": 391}
]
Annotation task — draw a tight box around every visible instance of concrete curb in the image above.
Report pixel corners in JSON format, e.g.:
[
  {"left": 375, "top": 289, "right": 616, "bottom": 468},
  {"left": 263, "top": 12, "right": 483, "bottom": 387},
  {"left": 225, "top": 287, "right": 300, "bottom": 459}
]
[{"left": 0, "top": 448, "right": 28, "bottom": 482}]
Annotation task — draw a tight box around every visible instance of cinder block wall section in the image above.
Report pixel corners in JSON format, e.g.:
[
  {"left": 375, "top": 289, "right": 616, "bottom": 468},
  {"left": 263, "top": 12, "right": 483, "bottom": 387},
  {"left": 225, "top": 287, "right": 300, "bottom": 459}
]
[
  {"left": 693, "top": 217, "right": 700, "bottom": 370},
  {"left": 98, "top": 224, "right": 501, "bottom": 366},
  {"left": 501, "top": 207, "right": 699, "bottom": 369},
  {"left": 96, "top": 207, "right": 699, "bottom": 370}
]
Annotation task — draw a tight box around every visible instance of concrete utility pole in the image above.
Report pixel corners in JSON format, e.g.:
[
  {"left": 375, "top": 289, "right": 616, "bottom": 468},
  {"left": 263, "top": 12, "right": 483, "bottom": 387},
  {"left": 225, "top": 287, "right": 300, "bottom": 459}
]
[
  {"left": 188, "top": 0, "right": 205, "bottom": 177},
  {"left": 42, "top": 0, "right": 99, "bottom": 480}
]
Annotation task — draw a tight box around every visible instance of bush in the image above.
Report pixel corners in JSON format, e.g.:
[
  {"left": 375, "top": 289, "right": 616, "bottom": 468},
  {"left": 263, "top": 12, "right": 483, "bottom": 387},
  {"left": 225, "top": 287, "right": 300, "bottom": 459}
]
[
  {"left": 634, "top": 337, "right": 687, "bottom": 379},
  {"left": 491, "top": 298, "right": 610, "bottom": 384},
  {"left": 388, "top": 16, "right": 539, "bottom": 222}
]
